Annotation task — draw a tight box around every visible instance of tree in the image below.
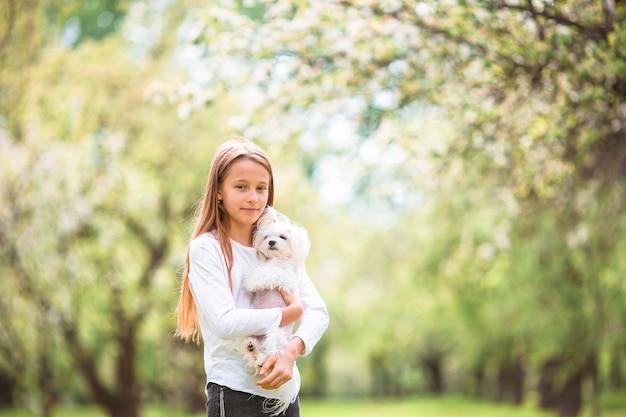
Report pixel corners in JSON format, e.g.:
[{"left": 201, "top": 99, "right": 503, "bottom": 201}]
[
  {"left": 0, "top": 1, "right": 234, "bottom": 415},
  {"left": 178, "top": 1, "right": 626, "bottom": 415}
]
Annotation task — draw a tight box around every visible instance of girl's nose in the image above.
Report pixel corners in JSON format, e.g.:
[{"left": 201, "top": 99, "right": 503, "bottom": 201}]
[{"left": 247, "top": 190, "right": 259, "bottom": 202}]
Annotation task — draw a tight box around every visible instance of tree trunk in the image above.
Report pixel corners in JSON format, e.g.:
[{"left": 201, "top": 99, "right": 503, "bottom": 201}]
[
  {"left": 420, "top": 351, "right": 444, "bottom": 395},
  {"left": 538, "top": 355, "right": 596, "bottom": 417},
  {"left": 0, "top": 372, "right": 15, "bottom": 406},
  {"left": 588, "top": 353, "right": 600, "bottom": 417},
  {"left": 472, "top": 361, "right": 486, "bottom": 398},
  {"left": 558, "top": 369, "right": 583, "bottom": 417},
  {"left": 496, "top": 354, "right": 525, "bottom": 405},
  {"left": 63, "top": 319, "right": 140, "bottom": 417},
  {"left": 108, "top": 325, "right": 140, "bottom": 417},
  {"left": 37, "top": 315, "right": 58, "bottom": 417},
  {"left": 608, "top": 344, "right": 623, "bottom": 390},
  {"left": 369, "top": 352, "right": 393, "bottom": 397},
  {"left": 538, "top": 357, "right": 561, "bottom": 410},
  {"left": 304, "top": 337, "right": 328, "bottom": 397}
]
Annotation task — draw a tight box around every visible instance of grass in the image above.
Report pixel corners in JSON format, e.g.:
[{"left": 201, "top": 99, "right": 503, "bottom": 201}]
[
  {"left": 0, "top": 396, "right": 624, "bottom": 417},
  {"left": 302, "top": 395, "right": 626, "bottom": 417},
  {"left": 304, "top": 396, "right": 562, "bottom": 417}
]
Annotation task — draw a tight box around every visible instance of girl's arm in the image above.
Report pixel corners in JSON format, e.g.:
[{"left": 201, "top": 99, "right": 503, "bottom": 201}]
[
  {"left": 256, "top": 268, "right": 329, "bottom": 390},
  {"left": 189, "top": 237, "right": 282, "bottom": 338},
  {"left": 279, "top": 289, "right": 303, "bottom": 327},
  {"left": 256, "top": 336, "right": 304, "bottom": 390},
  {"left": 292, "top": 267, "right": 330, "bottom": 355}
]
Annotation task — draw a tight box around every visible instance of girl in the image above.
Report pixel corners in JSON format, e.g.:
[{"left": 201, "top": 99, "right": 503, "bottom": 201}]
[{"left": 176, "top": 138, "right": 329, "bottom": 417}]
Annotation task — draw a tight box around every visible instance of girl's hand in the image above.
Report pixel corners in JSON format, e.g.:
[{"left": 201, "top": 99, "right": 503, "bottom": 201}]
[
  {"left": 279, "top": 289, "right": 303, "bottom": 326},
  {"left": 256, "top": 337, "right": 305, "bottom": 390},
  {"left": 280, "top": 288, "right": 298, "bottom": 305}
]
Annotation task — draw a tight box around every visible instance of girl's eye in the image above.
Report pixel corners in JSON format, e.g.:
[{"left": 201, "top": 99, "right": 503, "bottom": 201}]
[{"left": 257, "top": 187, "right": 267, "bottom": 191}]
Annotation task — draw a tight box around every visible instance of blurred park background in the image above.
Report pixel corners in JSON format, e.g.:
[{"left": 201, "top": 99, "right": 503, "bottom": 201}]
[{"left": 1, "top": 1, "right": 626, "bottom": 416}]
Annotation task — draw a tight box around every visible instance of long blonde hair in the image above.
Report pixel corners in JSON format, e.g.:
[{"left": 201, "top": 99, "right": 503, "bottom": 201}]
[{"left": 176, "top": 138, "right": 274, "bottom": 343}]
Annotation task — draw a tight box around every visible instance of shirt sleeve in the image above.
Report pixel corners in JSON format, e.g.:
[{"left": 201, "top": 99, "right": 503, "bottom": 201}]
[
  {"left": 293, "top": 267, "right": 330, "bottom": 356},
  {"left": 188, "top": 236, "right": 282, "bottom": 339}
]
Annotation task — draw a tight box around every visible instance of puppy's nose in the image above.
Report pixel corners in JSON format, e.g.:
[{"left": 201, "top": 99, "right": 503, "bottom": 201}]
[{"left": 268, "top": 240, "right": 276, "bottom": 247}]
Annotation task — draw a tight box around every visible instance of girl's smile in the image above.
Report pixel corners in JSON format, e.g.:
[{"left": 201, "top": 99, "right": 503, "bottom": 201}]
[{"left": 219, "top": 158, "right": 271, "bottom": 245}]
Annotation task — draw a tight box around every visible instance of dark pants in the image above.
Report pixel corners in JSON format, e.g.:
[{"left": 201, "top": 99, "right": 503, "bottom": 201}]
[{"left": 206, "top": 383, "right": 300, "bottom": 417}]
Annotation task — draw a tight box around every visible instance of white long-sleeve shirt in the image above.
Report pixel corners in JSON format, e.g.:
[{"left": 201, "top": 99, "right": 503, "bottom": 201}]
[{"left": 188, "top": 231, "right": 330, "bottom": 399}]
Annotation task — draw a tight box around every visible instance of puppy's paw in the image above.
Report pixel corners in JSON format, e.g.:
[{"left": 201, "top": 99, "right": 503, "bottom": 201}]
[{"left": 236, "top": 337, "right": 260, "bottom": 374}]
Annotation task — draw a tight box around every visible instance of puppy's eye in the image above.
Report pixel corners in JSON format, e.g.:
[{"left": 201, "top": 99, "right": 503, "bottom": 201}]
[{"left": 279, "top": 235, "right": 288, "bottom": 240}]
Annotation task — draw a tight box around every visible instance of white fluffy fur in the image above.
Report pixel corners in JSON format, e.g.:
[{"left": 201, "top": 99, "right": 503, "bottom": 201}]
[{"left": 235, "top": 207, "right": 310, "bottom": 416}]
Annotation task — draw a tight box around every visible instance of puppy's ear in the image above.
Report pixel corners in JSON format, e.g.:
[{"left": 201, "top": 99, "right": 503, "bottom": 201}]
[
  {"left": 252, "top": 231, "right": 271, "bottom": 261},
  {"left": 252, "top": 229, "right": 265, "bottom": 251},
  {"left": 256, "top": 206, "right": 277, "bottom": 231},
  {"left": 289, "top": 225, "right": 311, "bottom": 268}
]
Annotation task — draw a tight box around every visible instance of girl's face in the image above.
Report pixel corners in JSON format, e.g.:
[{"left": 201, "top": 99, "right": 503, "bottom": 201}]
[{"left": 218, "top": 158, "right": 271, "bottom": 235}]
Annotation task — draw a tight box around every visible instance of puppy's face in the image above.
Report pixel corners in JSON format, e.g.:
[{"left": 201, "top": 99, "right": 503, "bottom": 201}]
[{"left": 254, "top": 222, "right": 294, "bottom": 260}]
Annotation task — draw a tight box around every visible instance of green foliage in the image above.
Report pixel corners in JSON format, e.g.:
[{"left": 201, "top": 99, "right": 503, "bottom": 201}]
[
  {"left": 46, "top": 0, "right": 128, "bottom": 47},
  {"left": 172, "top": 1, "right": 626, "bottom": 412},
  {"left": 0, "top": 0, "right": 236, "bottom": 413},
  {"left": 188, "top": 0, "right": 626, "bottom": 197},
  {"left": 2, "top": 0, "right": 626, "bottom": 415}
]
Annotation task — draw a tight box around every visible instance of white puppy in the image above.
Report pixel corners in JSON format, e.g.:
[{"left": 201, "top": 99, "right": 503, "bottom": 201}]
[{"left": 236, "top": 207, "right": 310, "bottom": 416}]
